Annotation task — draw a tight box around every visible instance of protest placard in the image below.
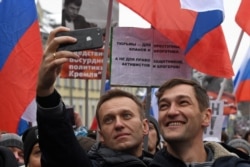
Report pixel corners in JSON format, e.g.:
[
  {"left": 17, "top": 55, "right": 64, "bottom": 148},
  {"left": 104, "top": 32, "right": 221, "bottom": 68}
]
[{"left": 111, "top": 27, "right": 192, "bottom": 86}]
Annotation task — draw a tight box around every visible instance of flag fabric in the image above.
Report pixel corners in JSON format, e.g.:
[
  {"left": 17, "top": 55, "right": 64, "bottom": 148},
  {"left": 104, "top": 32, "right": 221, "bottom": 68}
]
[
  {"left": 117, "top": 0, "right": 234, "bottom": 78},
  {"left": 17, "top": 99, "right": 37, "bottom": 135},
  {"left": 234, "top": 47, "right": 250, "bottom": 102},
  {"left": 235, "top": 0, "right": 250, "bottom": 36},
  {"left": 0, "top": 0, "right": 43, "bottom": 132},
  {"left": 150, "top": 88, "right": 159, "bottom": 121}
]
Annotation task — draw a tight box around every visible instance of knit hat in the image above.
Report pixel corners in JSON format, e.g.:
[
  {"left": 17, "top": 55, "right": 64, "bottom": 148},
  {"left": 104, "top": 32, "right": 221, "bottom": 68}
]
[
  {"left": 228, "top": 138, "right": 250, "bottom": 155},
  {"left": 148, "top": 116, "right": 160, "bottom": 146},
  {"left": 0, "top": 133, "right": 23, "bottom": 150},
  {"left": 22, "top": 126, "right": 39, "bottom": 166}
]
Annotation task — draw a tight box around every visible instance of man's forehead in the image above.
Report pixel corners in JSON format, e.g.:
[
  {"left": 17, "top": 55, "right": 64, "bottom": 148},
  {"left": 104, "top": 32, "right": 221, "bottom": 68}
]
[{"left": 161, "top": 85, "right": 194, "bottom": 97}]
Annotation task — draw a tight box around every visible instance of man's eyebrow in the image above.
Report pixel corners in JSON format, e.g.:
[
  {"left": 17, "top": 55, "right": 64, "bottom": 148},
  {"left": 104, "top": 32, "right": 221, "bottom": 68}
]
[
  {"left": 159, "top": 95, "right": 191, "bottom": 102},
  {"left": 176, "top": 95, "right": 192, "bottom": 100}
]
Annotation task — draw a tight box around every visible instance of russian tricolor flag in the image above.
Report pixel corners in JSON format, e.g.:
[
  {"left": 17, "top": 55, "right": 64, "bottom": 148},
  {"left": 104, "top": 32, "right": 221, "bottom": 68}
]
[
  {"left": 117, "top": 0, "right": 233, "bottom": 78},
  {"left": 0, "top": 0, "right": 43, "bottom": 132},
  {"left": 235, "top": 0, "right": 250, "bottom": 36},
  {"left": 234, "top": 47, "right": 250, "bottom": 102}
]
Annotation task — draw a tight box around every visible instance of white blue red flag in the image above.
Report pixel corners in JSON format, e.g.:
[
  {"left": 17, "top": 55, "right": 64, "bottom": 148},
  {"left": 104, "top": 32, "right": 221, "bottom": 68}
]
[
  {"left": 0, "top": 0, "right": 43, "bottom": 132},
  {"left": 235, "top": 0, "right": 250, "bottom": 36},
  {"left": 234, "top": 47, "right": 250, "bottom": 102},
  {"left": 117, "top": 0, "right": 233, "bottom": 78}
]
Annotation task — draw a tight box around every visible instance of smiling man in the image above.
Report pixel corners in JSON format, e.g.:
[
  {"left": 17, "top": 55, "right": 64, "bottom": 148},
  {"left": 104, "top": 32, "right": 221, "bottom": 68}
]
[{"left": 149, "top": 78, "right": 250, "bottom": 167}]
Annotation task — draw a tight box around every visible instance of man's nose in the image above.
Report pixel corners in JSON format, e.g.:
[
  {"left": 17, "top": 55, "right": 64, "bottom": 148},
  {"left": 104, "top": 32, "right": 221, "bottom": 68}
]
[
  {"left": 13, "top": 151, "right": 20, "bottom": 160},
  {"left": 72, "top": 9, "right": 78, "bottom": 15},
  {"left": 167, "top": 103, "right": 179, "bottom": 115},
  {"left": 114, "top": 117, "right": 124, "bottom": 129}
]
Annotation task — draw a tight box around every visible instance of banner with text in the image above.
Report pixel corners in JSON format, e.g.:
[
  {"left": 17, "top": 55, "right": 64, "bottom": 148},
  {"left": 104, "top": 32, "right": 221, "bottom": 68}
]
[
  {"left": 203, "top": 100, "right": 224, "bottom": 142},
  {"left": 59, "top": 0, "right": 117, "bottom": 79},
  {"left": 60, "top": 48, "right": 110, "bottom": 79},
  {"left": 111, "top": 27, "right": 191, "bottom": 86}
]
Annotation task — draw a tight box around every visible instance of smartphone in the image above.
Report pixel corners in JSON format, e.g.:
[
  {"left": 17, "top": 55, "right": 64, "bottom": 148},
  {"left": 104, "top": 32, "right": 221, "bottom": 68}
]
[
  {"left": 66, "top": 106, "right": 76, "bottom": 128},
  {"left": 56, "top": 27, "right": 104, "bottom": 51}
]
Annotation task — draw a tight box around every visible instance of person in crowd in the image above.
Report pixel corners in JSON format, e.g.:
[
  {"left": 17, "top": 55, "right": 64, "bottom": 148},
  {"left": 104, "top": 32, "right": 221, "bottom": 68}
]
[
  {"left": 87, "top": 130, "right": 97, "bottom": 140},
  {"left": 0, "top": 133, "right": 24, "bottom": 166},
  {"left": 221, "top": 131, "right": 229, "bottom": 143},
  {"left": 0, "top": 146, "right": 19, "bottom": 167},
  {"left": 77, "top": 136, "right": 96, "bottom": 153},
  {"left": 36, "top": 26, "right": 152, "bottom": 167},
  {"left": 150, "top": 78, "right": 250, "bottom": 167},
  {"left": 22, "top": 126, "right": 40, "bottom": 167},
  {"left": 147, "top": 116, "right": 161, "bottom": 155},
  {"left": 244, "top": 130, "right": 250, "bottom": 144},
  {"left": 21, "top": 119, "right": 91, "bottom": 167},
  {"left": 228, "top": 138, "right": 250, "bottom": 155},
  {"left": 232, "top": 131, "right": 243, "bottom": 139},
  {"left": 62, "top": 0, "right": 96, "bottom": 29}
]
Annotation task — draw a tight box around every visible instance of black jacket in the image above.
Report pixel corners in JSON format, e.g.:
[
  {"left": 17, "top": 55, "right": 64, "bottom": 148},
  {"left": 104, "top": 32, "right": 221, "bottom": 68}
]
[
  {"left": 150, "top": 144, "right": 250, "bottom": 167},
  {"left": 37, "top": 90, "right": 92, "bottom": 167},
  {"left": 37, "top": 90, "right": 152, "bottom": 167},
  {"left": 88, "top": 142, "right": 152, "bottom": 167}
]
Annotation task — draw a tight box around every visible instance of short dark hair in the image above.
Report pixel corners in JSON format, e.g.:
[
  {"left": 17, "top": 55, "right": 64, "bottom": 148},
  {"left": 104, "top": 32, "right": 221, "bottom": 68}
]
[
  {"left": 156, "top": 78, "right": 209, "bottom": 112},
  {"left": 96, "top": 89, "right": 144, "bottom": 129},
  {"left": 64, "top": 0, "right": 82, "bottom": 7}
]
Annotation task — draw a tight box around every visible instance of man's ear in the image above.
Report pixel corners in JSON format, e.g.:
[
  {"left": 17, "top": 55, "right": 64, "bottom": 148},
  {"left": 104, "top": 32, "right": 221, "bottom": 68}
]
[
  {"left": 202, "top": 108, "right": 212, "bottom": 127},
  {"left": 143, "top": 119, "right": 149, "bottom": 136},
  {"left": 98, "top": 130, "right": 104, "bottom": 142}
]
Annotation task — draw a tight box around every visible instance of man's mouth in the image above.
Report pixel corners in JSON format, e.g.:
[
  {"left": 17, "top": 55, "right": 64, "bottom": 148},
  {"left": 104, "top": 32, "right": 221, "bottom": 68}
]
[
  {"left": 167, "top": 121, "right": 185, "bottom": 127},
  {"left": 114, "top": 133, "right": 129, "bottom": 139}
]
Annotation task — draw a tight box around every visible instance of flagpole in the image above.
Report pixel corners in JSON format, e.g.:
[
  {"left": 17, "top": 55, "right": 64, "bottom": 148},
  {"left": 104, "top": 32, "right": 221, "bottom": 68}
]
[
  {"left": 96, "top": 0, "right": 113, "bottom": 142},
  {"left": 143, "top": 87, "right": 151, "bottom": 151},
  {"left": 216, "top": 30, "right": 244, "bottom": 100},
  {"left": 231, "top": 30, "right": 244, "bottom": 66},
  {"left": 85, "top": 79, "right": 89, "bottom": 127},
  {"left": 100, "top": 0, "right": 113, "bottom": 96}
]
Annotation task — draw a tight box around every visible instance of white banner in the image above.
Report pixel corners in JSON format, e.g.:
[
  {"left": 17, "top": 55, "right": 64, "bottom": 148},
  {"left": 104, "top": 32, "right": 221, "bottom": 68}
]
[{"left": 111, "top": 27, "right": 192, "bottom": 87}]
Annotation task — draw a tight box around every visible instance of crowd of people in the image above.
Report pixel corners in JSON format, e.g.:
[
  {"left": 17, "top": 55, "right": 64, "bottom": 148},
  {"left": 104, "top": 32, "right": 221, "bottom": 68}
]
[{"left": 1, "top": 25, "right": 250, "bottom": 166}]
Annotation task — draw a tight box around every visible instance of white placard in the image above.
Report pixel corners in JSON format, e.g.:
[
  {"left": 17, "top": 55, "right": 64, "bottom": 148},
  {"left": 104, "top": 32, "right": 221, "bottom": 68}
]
[
  {"left": 111, "top": 27, "right": 192, "bottom": 86},
  {"left": 203, "top": 100, "right": 224, "bottom": 142}
]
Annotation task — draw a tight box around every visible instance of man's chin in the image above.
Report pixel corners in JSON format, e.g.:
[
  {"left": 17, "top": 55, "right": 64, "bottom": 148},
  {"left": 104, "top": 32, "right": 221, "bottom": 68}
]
[{"left": 112, "top": 143, "right": 131, "bottom": 151}]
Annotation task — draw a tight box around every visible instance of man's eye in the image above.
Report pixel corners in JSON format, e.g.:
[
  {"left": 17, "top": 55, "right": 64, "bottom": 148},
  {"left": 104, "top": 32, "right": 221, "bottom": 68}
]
[
  {"left": 34, "top": 150, "right": 41, "bottom": 155},
  {"left": 103, "top": 117, "right": 113, "bottom": 124},
  {"left": 180, "top": 100, "right": 189, "bottom": 106},
  {"left": 159, "top": 103, "right": 168, "bottom": 110},
  {"left": 123, "top": 113, "right": 132, "bottom": 119},
  {"left": 19, "top": 153, "right": 24, "bottom": 158}
]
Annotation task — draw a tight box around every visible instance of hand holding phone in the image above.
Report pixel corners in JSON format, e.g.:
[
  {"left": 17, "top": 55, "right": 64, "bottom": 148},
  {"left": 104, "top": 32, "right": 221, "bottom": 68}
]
[{"left": 56, "top": 27, "right": 104, "bottom": 51}]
